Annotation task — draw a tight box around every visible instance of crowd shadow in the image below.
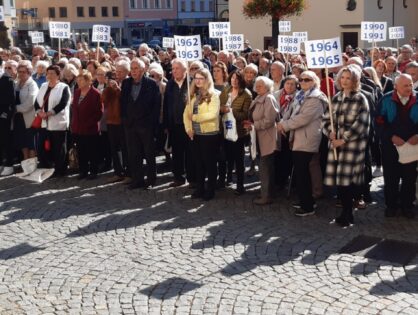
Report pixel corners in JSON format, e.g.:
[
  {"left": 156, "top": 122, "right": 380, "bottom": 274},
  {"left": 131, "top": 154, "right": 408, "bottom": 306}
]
[{"left": 0, "top": 242, "right": 45, "bottom": 260}]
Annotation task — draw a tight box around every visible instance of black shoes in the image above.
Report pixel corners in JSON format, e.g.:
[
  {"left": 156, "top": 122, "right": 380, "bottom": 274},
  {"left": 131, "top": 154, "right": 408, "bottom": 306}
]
[{"left": 385, "top": 207, "right": 416, "bottom": 219}]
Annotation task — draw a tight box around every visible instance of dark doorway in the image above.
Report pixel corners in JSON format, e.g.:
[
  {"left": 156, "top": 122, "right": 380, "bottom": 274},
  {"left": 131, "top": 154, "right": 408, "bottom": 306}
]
[{"left": 343, "top": 31, "right": 358, "bottom": 49}]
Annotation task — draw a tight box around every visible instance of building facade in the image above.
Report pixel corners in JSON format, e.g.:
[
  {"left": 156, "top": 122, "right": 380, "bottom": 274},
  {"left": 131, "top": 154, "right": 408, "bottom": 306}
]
[
  {"left": 230, "top": 0, "right": 418, "bottom": 50},
  {"left": 1, "top": 0, "right": 17, "bottom": 46},
  {"left": 16, "top": 0, "right": 125, "bottom": 47},
  {"left": 124, "top": 0, "right": 177, "bottom": 46}
]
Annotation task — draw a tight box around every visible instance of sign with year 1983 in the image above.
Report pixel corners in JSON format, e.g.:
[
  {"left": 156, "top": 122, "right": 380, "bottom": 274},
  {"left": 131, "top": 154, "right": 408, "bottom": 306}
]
[
  {"left": 305, "top": 37, "right": 342, "bottom": 68},
  {"left": 174, "top": 35, "right": 202, "bottom": 61},
  {"left": 92, "top": 25, "right": 111, "bottom": 43},
  {"left": 49, "top": 21, "right": 71, "bottom": 39}
]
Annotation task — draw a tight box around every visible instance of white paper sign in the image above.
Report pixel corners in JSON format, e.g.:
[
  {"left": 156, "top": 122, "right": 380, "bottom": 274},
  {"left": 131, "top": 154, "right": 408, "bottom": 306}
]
[
  {"left": 92, "top": 25, "right": 111, "bottom": 43},
  {"left": 305, "top": 37, "right": 342, "bottom": 68},
  {"left": 223, "top": 34, "right": 244, "bottom": 51},
  {"left": 30, "top": 31, "right": 44, "bottom": 44},
  {"left": 174, "top": 35, "right": 202, "bottom": 61},
  {"left": 49, "top": 21, "right": 71, "bottom": 39},
  {"left": 208, "top": 22, "right": 230, "bottom": 39},
  {"left": 277, "top": 35, "right": 300, "bottom": 54},
  {"left": 279, "top": 21, "right": 291, "bottom": 33},
  {"left": 162, "top": 37, "right": 174, "bottom": 48},
  {"left": 0, "top": 6, "right": 4, "bottom": 22},
  {"left": 389, "top": 26, "right": 405, "bottom": 40},
  {"left": 361, "top": 21, "right": 387, "bottom": 42},
  {"left": 293, "top": 32, "right": 308, "bottom": 43}
]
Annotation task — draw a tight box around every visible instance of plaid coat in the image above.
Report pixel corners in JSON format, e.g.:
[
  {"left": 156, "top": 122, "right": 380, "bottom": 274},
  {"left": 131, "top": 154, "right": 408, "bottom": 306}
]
[{"left": 322, "top": 91, "right": 370, "bottom": 187}]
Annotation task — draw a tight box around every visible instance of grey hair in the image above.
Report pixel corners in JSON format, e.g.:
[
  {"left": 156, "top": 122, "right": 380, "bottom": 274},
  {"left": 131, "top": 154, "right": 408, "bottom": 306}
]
[
  {"left": 131, "top": 58, "right": 146, "bottom": 70},
  {"left": 35, "top": 60, "right": 49, "bottom": 71},
  {"left": 63, "top": 64, "right": 79, "bottom": 78},
  {"left": 395, "top": 73, "right": 413, "bottom": 85},
  {"left": 115, "top": 59, "right": 131, "bottom": 72},
  {"left": 5, "top": 60, "right": 18, "bottom": 68},
  {"left": 244, "top": 63, "right": 258, "bottom": 75},
  {"left": 171, "top": 58, "right": 187, "bottom": 70},
  {"left": 68, "top": 57, "right": 82, "bottom": 69},
  {"left": 401, "top": 44, "right": 413, "bottom": 53},
  {"left": 348, "top": 56, "right": 364, "bottom": 67},
  {"left": 300, "top": 70, "right": 321, "bottom": 88},
  {"left": 254, "top": 76, "right": 274, "bottom": 92},
  {"left": 17, "top": 60, "right": 33, "bottom": 74},
  {"left": 405, "top": 61, "right": 418, "bottom": 71},
  {"left": 148, "top": 63, "right": 164, "bottom": 77},
  {"left": 271, "top": 61, "right": 285, "bottom": 72}
]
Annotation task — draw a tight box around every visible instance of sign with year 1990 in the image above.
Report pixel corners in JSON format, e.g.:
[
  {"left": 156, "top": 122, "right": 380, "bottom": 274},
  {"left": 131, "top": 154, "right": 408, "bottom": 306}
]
[
  {"left": 305, "top": 37, "right": 342, "bottom": 68},
  {"left": 174, "top": 35, "right": 202, "bottom": 61},
  {"left": 361, "top": 21, "right": 387, "bottom": 42},
  {"left": 208, "top": 22, "right": 230, "bottom": 39},
  {"left": 92, "top": 25, "right": 111, "bottom": 43},
  {"left": 49, "top": 21, "right": 71, "bottom": 39}
]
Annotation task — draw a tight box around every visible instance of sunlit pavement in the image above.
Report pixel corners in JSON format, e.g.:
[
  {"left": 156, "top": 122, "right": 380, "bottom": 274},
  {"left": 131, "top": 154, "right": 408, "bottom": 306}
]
[{"left": 0, "top": 162, "right": 418, "bottom": 315}]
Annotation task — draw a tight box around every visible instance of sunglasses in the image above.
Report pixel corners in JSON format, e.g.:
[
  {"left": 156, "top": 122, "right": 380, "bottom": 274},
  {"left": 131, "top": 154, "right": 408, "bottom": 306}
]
[{"left": 299, "top": 78, "right": 313, "bottom": 82}]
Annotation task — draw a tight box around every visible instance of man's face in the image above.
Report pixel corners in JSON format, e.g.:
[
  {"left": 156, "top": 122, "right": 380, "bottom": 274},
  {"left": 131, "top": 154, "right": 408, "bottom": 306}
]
[
  {"left": 172, "top": 63, "right": 186, "bottom": 81},
  {"left": 405, "top": 67, "right": 418, "bottom": 84},
  {"left": 395, "top": 76, "right": 413, "bottom": 97},
  {"left": 130, "top": 62, "right": 144, "bottom": 81},
  {"left": 115, "top": 66, "right": 129, "bottom": 82},
  {"left": 259, "top": 59, "right": 270, "bottom": 73},
  {"left": 218, "top": 53, "right": 228, "bottom": 65}
]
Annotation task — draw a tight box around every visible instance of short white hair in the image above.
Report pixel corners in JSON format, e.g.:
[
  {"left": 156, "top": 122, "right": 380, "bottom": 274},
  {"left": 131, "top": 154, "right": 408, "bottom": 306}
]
[
  {"left": 35, "top": 60, "right": 49, "bottom": 71},
  {"left": 171, "top": 58, "right": 187, "bottom": 70},
  {"left": 271, "top": 61, "right": 285, "bottom": 72},
  {"left": 148, "top": 63, "right": 164, "bottom": 77},
  {"left": 254, "top": 76, "right": 274, "bottom": 92},
  {"left": 300, "top": 70, "right": 321, "bottom": 88},
  {"left": 244, "top": 63, "right": 258, "bottom": 75},
  {"left": 348, "top": 56, "right": 364, "bottom": 67},
  {"left": 17, "top": 60, "right": 33, "bottom": 74},
  {"left": 131, "top": 58, "right": 146, "bottom": 70},
  {"left": 395, "top": 73, "right": 413, "bottom": 85},
  {"left": 5, "top": 60, "right": 18, "bottom": 68},
  {"left": 115, "top": 60, "right": 131, "bottom": 72},
  {"left": 68, "top": 57, "right": 82, "bottom": 69}
]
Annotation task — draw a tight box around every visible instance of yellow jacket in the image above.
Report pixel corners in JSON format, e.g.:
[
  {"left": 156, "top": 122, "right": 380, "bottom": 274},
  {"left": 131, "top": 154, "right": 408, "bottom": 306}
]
[{"left": 183, "top": 93, "right": 220, "bottom": 134}]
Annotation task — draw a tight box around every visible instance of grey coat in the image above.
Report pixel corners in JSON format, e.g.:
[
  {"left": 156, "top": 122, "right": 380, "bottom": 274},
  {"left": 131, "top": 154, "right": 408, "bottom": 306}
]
[{"left": 281, "top": 88, "right": 328, "bottom": 153}]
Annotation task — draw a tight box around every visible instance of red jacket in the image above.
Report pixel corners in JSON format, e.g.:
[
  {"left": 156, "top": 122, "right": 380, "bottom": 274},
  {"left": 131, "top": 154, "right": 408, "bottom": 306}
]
[{"left": 71, "top": 87, "right": 103, "bottom": 135}]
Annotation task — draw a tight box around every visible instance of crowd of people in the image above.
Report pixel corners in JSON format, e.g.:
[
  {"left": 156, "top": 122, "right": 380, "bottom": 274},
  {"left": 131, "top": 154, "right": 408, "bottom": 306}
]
[{"left": 0, "top": 39, "right": 418, "bottom": 228}]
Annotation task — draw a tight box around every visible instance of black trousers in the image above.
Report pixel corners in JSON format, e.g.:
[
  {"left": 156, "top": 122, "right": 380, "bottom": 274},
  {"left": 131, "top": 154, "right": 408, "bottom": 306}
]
[
  {"left": 74, "top": 134, "right": 99, "bottom": 176},
  {"left": 217, "top": 135, "right": 227, "bottom": 183},
  {"left": 225, "top": 137, "right": 245, "bottom": 189},
  {"left": 292, "top": 151, "right": 314, "bottom": 211},
  {"left": 108, "top": 124, "right": 128, "bottom": 177},
  {"left": 0, "top": 118, "right": 13, "bottom": 167},
  {"left": 275, "top": 136, "right": 292, "bottom": 187},
  {"left": 98, "top": 131, "right": 112, "bottom": 171},
  {"left": 125, "top": 126, "right": 156, "bottom": 186},
  {"left": 170, "top": 124, "right": 195, "bottom": 183},
  {"left": 36, "top": 129, "right": 67, "bottom": 175},
  {"left": 192, "top": 134, "right": 219, "bottom": 193},
  {"left": 337, "top": 185, "right": 360, "bottom": 222},
  {"left": 382, "top": 142, "right": 417, "bottom": 209}
]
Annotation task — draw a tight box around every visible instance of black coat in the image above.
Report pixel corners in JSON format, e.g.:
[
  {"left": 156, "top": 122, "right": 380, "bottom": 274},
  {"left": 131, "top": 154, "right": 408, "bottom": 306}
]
[
  {"left": 0, "top": 75, "right": 16, "bottom": 119},
  {"left": 120, "top": 76, "right": 161, "bottom": 130}
]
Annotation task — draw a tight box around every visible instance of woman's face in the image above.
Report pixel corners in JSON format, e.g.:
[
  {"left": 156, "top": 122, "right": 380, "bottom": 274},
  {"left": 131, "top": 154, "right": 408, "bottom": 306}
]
[
  {"left": 96, "top": 69, "right": 106, "bottom": 84},
  {"left": 87, "top": 64, "right": 96, "bottom": 75},
  {"left": 299, "top": 76, "right": 315, "bottom": 92},
  {"left": 244, "top": 70, "right": 256, "bottom": 84},
  {"left": 212, "top": 67, "right": 224, "bottom": 82},
  {"left": 17, "top": 67, "right": 30, "bottom": 83},
  {"left": 386, "top": 59, "right": 396, "bottom": 72},
  {"left": 194, "top": 73, "right": 206, "bottom": 89},
  {"left": 231, "top": 73, "right": 239, "bottom": 89},
  {"left": 375, "top": 63, "right": 385, "bottom": 75},
  {"left": 339, "top": 71, "right": 354, "bottom": 91},
  {"left": 46, "top": 70, "right": 59, "bottom": 83},
  {"left": 284, "top": 79, "right": 297, "bottom": 94},
  {"left": 255, "top": 80, "right": 268, "bottom": 96},
  {"left": 36, "top": 65, "right": 45, "bottom": 76},
  {"left": 76, "top": 77, "right": 90, "bottom": 89}
]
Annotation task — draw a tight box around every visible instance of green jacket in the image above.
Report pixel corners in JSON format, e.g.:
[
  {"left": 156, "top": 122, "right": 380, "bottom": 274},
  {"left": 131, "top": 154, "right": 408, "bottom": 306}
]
[{"left": 220, "top": 87, "right": 252, "bottom": 138}]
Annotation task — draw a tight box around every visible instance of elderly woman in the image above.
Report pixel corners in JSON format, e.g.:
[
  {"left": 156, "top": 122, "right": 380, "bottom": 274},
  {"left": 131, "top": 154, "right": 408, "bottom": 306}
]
[
  {"left": 0, "top": 60, "right": 17, "bottom": 176},
  {"left": 183, "top": 68, "right": 220, "bottom": 201},
  {"left": 32, "top": 60, "right": 48, "bottom": 88},
  {"left": 189, "top": 61, "right": 205, "bottom": 80},
  {"left": 220, "top": 70, "right": 252, "bottom": 195},
  {"left": 87, "top": 60, "right": 101, "bottom": 83},
  {"left": 274, "top": 75, "right": 298, "bottom": 189},
  {"left": 14, "top": 61, "right": 39, "bottom": 161},
  {"left": 277, "top": 71, "right": 327, "bottom": 215},
  {"left": 34, "top": 65, "right": 71, "bottom": 176},
  {"left": 234, "top": 56, "right": 247, "bottom": 71},
  {"left": 62, "top": 64, "right": 80, "bottom": 98},
  {"left": 244, "top": 76, "right": 279, "bottom": 205},
  {"left": 71, "top": 70, "right": 103, "bottom": 180},
  {"left": 385, "top": 56, "right": 401, "bottom": 82},
  {"left": 323, "top": 65, "right": 370, "bottom": 227}
]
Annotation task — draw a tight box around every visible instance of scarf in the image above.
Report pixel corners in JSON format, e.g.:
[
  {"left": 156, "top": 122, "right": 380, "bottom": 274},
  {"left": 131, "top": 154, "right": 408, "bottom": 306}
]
[{"left": 279, "top": 90, "right": 294, "bottom": 111}]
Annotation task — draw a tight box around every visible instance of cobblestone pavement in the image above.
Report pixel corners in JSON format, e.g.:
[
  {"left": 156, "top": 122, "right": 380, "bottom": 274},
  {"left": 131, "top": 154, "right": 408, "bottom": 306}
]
[{"left": 1, "top": 161, "right": 418, "bottom": 315}]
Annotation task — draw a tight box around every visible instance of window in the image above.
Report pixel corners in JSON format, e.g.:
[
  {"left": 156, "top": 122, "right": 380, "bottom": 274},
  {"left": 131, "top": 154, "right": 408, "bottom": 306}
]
[
  {"left": 101, "top": 7, "right": 108, "bottom": 17},
  {"left": 166, "top": 0, "right": 172, "bottom": 9},
  {"left": 59, "top": 7, "right": 67, "bottom": 18},
  {"left": 48, "top": 7, "right": 55, "bottom": 18},
  {"left": 112, "top": 7, "right": 119, "bottom": 16},
  {"left": 191, "top": 0, "right": 195, "bottom": 12},
  {"left": 181, "top": 0, "right": 185, "bottom": 11},
  {"left": 129, "top": 0, "right": 137, "bottom": 9},
  {"left": 208, "top": 0, "right": 214, "bottom": 11},
  {"left": 89, "top": 7, "right": 95, "bottom": 17},
  {"left": 154, "top": 0, "right": 160, "bottom": 9},
  {"left": 143, "top": 0, "right": 148, "bottom": 9},
  {"left": 200, "top": 0, "right": 204, "bottom": 11},
  {"left": 76, "top": 7, "right": 84, "bottom": 17},
  {"left": 10, "top": 0, "right": 15, "bottom": 7}
]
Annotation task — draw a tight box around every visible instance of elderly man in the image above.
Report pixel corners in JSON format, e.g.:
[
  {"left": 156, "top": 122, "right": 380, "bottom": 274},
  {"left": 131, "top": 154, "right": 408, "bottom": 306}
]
[
  {"left": 120, "top": 58, "right": 161, "bottom": 189},
  {"left": 163, "top": 59, "right": 196, "bottom": 187},
  {"left": 398, "top": 45, "right": 414, "bottom": 73},
  {"left": 404, "top": 61, "right": 418, "bottom": 91},
  {"left": 218, "top": 50, "right": 237, "bottom": 74},
  {"left": 271, "top": 61, "right": 285, "bottom": 92},
  {"left": 377, "top": 74, "right": 418, "bottom": 218}
]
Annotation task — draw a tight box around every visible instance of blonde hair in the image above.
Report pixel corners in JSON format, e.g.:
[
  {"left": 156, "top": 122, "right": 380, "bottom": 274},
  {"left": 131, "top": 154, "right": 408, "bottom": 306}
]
[
  {"left": 190, "top": 68, "right": 216, "bottom": 104},
  {"left": 77, "top": 69, "right": 93, "bottom": 83}
]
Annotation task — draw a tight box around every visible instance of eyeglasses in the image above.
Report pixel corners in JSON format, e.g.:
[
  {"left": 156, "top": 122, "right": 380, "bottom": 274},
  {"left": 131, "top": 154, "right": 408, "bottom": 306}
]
[
  {"left": 194, "top": 76, "right": 205, "bottom": 81},
  {"left": 5, "top": 67, "right": 13, "bottom": 70},
  {"left": 299, "top": 78, "right": 313, "bottom": 83}
]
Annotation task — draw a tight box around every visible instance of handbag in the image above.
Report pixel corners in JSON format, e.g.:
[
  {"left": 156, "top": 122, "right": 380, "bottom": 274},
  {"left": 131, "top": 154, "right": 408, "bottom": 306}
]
[
  {"left": 31, "top": 115, "right": 43, "bottom": 129},
  {"left": 68, "top": 145, "right": 79, "bottom": 170}
]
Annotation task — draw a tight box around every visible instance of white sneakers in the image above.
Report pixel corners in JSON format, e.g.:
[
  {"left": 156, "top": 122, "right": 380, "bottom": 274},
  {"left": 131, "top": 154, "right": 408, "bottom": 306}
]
[{"left": 0, "top": 166, "right": 14, "bottom": 176}]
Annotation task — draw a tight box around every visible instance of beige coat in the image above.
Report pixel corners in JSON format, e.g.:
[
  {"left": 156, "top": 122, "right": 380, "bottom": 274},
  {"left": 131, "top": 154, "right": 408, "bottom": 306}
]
[
  {"left": 250, "top": 93, "right": 279, "bottom": 157},
  {"left": 281, "top": 88, "right": 328, "bottom": 153}
]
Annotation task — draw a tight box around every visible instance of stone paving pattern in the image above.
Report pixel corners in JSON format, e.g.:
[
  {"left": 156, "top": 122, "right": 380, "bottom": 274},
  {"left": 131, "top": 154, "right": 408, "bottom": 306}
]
[{"left": 1, "top": 161, "right": 418, "bottom": 315}]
